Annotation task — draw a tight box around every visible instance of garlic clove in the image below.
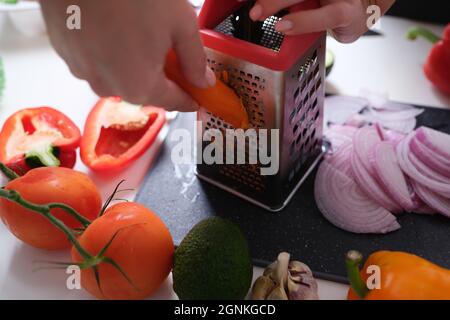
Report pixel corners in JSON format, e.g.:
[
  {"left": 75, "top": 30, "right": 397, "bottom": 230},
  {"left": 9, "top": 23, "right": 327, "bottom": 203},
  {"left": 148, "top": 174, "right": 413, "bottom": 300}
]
[
  {"left": 273, "top": 252, "right": 290, "bottom": 285},
  {"left": 263, "top": 261, "right": 277, "bottom": 277},
  {"left": 266, "top": 285, "right": 289, "bottom": 300},
  {"left": 251, "top": 276, "right": 275, "bottom": 300},
  {"left": 287, "top": 260, "right": 319, "bottom": 300},
  {"left": 264, "top": 252, "right": 290, "bottom": 300}
]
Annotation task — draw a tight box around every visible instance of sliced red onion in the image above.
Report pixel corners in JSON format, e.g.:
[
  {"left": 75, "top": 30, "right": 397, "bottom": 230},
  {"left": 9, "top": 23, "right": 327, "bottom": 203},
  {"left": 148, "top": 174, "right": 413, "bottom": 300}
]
[
  {"left": 412, "top": 181, "right": 450, "bottom": 218},
  {"left": 375, "top": 123, "right": 406, "bottom": 146},
  {"left": 384, "top": 118, "right": 417, "bottom": 134},
  {"left": 410, "top": 136, "right": 450, "bottom": 178},
  {"left": 314, "top": 161, "right": 400, "bottom": 234},
  {"left": 359, "top": 89, "right": 388, "bottom": 109},
  {"left": 344, "top": 114, "right": 367, "bottom": 128},
  {"left": 327, "top": 124, "right": 358, "bottom": 137},
  {"left": 383, "top": 130, "right": 406, "bottom": 146},
  {"left": 414, "top": 204, "right": 436, "bottom": 215},
  {"left": 325, "top": 125, "right": 358, "bottom": 152},
  {"left": 368, "top": 107, "right": 424, "bottom": 122},
  {"left": 376, "top": 101, "right": 419, "bottom": 112},
  {"left": 361, "top": 113, "right": 417, "bottom": 133},
  {"left": 325, "top": 142, "right": 353, "bottom": 176},
  {"left": 408, "top": 143, "right": 450, "bottom": 184},
  {"left": 371, "top": 142, "right": 416, "bottom": 211},
  {"left": 351, "top": 149, "right": 402, "bottom": 213},
  {"left": 353, "top": 126, "right": 381, "bottom": 174},
  {"left": 324, "top": 96, "right": 367, "bottom": 127},
  {"left": 397, "top": 134, "right": 450, "bottom": 198},
  {"left": 415, "top": 127, "right": 450, "bottom": 159}
]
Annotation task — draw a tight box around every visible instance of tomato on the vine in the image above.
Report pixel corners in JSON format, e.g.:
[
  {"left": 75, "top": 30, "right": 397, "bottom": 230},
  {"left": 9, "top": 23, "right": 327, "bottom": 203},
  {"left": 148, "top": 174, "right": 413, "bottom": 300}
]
[
  {"left": 71, "top": 202, "right": 174, "bottom": 300},
  {"left": 0, "top": 167, "right": 102, "bottom": 250}
]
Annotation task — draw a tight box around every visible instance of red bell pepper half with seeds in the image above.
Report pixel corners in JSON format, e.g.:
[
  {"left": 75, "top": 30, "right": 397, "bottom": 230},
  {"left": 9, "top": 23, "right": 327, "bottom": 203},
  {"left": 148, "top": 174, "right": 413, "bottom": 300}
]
[
  {"left": 80, "top": 97, "right": 166, "bottom": 172},
  {"left": 0, "top": 107, "right": 81, "bottom": 174}
]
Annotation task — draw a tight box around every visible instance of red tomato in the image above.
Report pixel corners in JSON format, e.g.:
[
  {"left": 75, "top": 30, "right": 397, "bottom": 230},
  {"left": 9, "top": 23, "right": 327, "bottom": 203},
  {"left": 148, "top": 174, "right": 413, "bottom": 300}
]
[
  {"left": 0, "top": 167, "right": 102, "bottom": 250},
  {"left": 72, "top": 202, "right": 174, "bottom": 300}
]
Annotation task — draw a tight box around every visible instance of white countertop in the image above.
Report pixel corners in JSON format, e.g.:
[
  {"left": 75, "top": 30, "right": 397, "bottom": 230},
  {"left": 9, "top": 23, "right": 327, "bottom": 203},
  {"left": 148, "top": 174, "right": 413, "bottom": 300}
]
[{"left": 0, "top": 8, "right": 447, "bottom": 300}]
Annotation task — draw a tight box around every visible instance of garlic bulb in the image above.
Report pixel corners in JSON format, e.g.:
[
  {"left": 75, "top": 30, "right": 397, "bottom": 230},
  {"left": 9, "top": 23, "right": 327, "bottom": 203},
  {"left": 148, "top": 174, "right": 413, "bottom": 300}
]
[{"left": 251, "top": 252, "right": 319, "bottom": 300}]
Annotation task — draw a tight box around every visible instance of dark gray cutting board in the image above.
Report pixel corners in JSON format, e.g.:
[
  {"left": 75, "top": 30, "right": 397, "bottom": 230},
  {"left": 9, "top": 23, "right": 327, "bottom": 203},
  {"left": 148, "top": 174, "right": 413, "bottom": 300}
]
[{"left": 136, "top": 103, "right": 450, "bottom": 283}]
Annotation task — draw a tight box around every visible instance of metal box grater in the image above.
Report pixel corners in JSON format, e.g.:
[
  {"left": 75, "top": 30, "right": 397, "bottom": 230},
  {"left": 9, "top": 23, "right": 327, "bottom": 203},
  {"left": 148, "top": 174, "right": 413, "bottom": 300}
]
[{"left": 196, "top": 0, "right": 326, "bottom": 211}]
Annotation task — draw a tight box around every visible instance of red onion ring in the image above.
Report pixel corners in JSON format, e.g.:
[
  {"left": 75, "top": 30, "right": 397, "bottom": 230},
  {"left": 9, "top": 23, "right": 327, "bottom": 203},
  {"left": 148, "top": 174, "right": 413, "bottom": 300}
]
[
  {"left": 325, "top": 142, "right": 353, "bottom": 176},
  {"left": 351, "top": 148, "right": 402, "bottom": 213},
  {"left": 410, "top": 136, "right": 450, "bottom": 178},
  {"left": 397, "top": 134, "right": 450, "bottom": 198},
  {"left": 324, "top": 96, "right": 367, "bottom": 127},
  {"left": 353, "top": 126, "right": 381, "bottom": 175},
  {"left": 314, "top": 161, "right": 400, "bottom": 234},
  {"left": 325, "top": 125, "right": 358, "bottom": 152},
  {"left": 414, "top": 204, "right": 436, "bottom": 215},
  {"left": 371, "top": 142, "right": 416, "bottom": 211},
  {"left": 352, "top": 126, "right": 401, "bottom": 212},
  {"left": 412, "top": 181, "right": 450, "bottom": 218},
  {"left": 415, "top": 127, "right": 450, "bottom": 159}
]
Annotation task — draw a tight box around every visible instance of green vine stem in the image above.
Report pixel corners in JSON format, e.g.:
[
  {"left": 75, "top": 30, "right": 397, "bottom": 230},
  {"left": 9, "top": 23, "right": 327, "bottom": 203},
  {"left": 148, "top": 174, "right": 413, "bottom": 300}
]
[
  {"left": 99, "top": 179, "right": 126, "bottom": 217},
  {"left": 0, "top": 188, "right": 91, "bottom": 260},
  {"left": 47, "top": 203, "right": 91, "bottom": 228},
  {"left": 0, "top": 187, "right": 139, "bottom": 293},
  {"left": 0, "top": 163, "right": 20, "bottom": 181},
  {"left": 345, "top": 250, "right": 369, "bottom": 299},
  {"left": 407, "top": 26, "right": 441, "bottom": 44}
]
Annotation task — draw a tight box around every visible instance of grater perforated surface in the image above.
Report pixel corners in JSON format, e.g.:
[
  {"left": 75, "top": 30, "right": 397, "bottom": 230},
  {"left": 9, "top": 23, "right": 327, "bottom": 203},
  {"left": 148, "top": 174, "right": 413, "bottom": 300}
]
[
  {"left": 286, "top": 49, "right": 323, "bottom": 183},
  {"left": 198, "top": 7, "right": 326, "bottom": 210},
  {"left": 201, "top": 53, "right": 274, "bottom": 193}
]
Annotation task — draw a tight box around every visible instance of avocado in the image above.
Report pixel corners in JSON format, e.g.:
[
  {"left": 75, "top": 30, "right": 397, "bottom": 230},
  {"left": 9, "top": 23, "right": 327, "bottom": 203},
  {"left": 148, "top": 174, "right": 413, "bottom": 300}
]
[{"left": 173, "top": 217, "right": 253, "bottom": 300}]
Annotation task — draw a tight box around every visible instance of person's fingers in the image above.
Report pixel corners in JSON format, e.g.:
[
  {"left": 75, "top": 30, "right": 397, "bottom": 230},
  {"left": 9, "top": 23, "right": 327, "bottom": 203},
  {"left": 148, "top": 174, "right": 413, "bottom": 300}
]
[
  {"left": 248, "top": 0, "right": 306, "bottom": 21},
  {"left": 150, "top": 78, "right": 200, "bottom": 112},
  {"left": 118, "top": 71, "right": 199, "bottom": 112},
  {"left": 172, "top": 10, "right": 216, "bottom": 89},
  {"left": 87, "top": 74, "right": 116, "bottom": 98},
  {"left": 64, "top": 59, "right": 86, "bottom": 81},
  {"left": 274, "top": 2, "right": 354, "bottom": 35}
]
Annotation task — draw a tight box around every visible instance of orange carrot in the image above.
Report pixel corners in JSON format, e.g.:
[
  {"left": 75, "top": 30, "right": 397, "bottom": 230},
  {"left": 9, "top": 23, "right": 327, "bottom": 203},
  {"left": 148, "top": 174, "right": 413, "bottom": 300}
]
[{"left": 165, "top": 51, "right": 249, "bottom": 129}]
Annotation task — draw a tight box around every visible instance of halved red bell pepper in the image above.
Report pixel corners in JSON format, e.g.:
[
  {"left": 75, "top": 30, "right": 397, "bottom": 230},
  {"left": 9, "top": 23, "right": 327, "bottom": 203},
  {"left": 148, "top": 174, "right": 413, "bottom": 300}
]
[
  {"left": 407, "top": 24, "right": 450, "bottom": 95},
  {"left": 0, "top": 107, "right": 81, "bottom": 174},
  {"left": 80, "top": 97, "right": 166, "bottom": 172}
]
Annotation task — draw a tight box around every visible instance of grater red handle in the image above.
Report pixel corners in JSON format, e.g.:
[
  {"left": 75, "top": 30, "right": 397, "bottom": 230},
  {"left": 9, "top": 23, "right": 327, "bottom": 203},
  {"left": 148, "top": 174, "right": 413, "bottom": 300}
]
[{"left": 198, "top": 0, "right": 323, "bottom": 71}]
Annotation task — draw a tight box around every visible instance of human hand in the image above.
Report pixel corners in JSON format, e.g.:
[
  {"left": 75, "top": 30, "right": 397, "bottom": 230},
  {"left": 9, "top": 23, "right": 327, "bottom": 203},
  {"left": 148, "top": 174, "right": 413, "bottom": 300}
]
[
  {"left": 245, "top": 0, "right": 395, "bottom": 43},
  {"left": 40, "top": 0, "right": 216, "bottom": 111}
]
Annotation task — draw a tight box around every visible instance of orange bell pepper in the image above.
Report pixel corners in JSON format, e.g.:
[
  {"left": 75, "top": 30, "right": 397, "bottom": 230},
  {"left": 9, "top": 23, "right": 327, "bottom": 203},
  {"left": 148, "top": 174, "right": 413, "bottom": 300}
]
[
  {"left": 165, "top": 51, "right": 249, "bottom": 129},
  {"left": 346, "top": 250, "right": 450, "bottom": 300}
]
